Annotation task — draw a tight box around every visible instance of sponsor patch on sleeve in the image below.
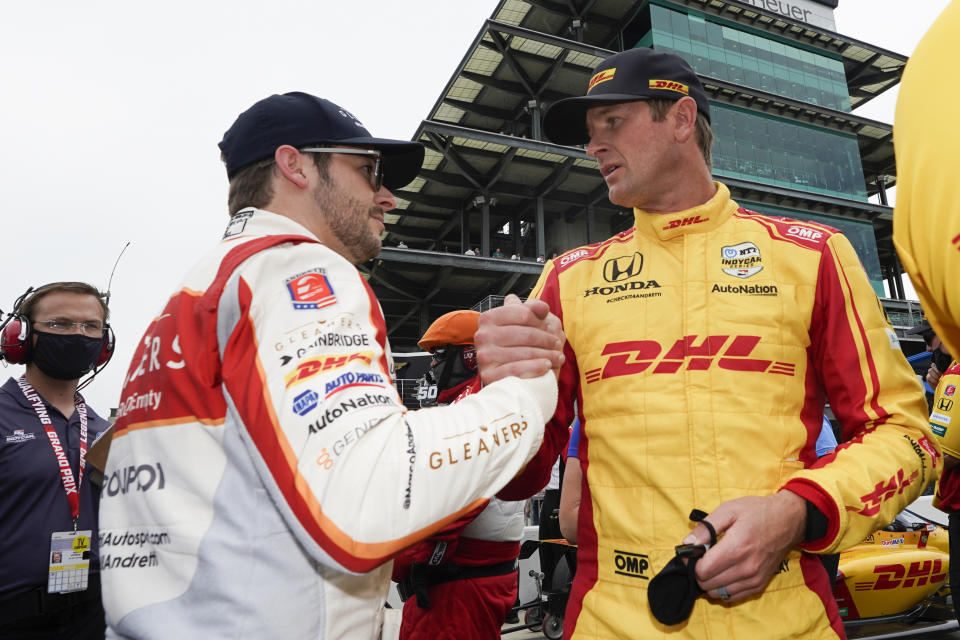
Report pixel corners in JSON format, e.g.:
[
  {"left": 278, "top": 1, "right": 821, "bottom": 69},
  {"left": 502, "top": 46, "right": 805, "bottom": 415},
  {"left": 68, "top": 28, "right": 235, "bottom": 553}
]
[{"left": 285, "top": 269, "right": 337, "bottom": 310}]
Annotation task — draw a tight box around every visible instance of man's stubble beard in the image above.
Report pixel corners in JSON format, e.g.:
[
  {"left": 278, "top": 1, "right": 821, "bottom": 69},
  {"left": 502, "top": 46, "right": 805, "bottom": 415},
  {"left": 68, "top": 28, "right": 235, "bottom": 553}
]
[{"left": 313, "top": 175, "right": 383, "bottom": 264}]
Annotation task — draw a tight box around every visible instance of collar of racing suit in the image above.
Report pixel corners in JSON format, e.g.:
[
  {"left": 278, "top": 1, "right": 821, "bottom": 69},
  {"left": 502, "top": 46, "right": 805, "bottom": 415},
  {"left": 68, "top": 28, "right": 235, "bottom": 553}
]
[{"left": 632, "top": 181, "right": 738, "bottom": 242}]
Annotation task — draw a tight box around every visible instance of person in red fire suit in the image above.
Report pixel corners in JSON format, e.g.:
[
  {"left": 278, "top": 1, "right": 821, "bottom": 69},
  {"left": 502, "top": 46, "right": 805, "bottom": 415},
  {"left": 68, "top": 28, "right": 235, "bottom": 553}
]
[{"left": 393, "top": 309, "right": 525, "bottom": 639}]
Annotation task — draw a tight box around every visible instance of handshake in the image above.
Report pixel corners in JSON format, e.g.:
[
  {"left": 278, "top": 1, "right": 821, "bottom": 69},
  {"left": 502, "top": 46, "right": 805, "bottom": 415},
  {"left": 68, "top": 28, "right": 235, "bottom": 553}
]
[{"left": 475, "top": 294, "right": 566, "bottom": 384}]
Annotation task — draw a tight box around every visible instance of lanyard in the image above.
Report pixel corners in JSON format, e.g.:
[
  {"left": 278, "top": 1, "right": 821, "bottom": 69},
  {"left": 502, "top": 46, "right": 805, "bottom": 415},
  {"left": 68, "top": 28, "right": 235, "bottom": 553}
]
[{"left": 17, "top": 376, "right": 87, "bottom": 531}]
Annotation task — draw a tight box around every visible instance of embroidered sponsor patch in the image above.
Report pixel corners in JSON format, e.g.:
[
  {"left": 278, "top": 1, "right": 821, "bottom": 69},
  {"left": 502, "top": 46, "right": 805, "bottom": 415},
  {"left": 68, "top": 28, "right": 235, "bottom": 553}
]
[
  {"left": 721, "top": 242, "right": 763, "bottom": 279},
  {"left": 285, "top": 269, "right": 337, "bottom": 310},
  {"left": 293, "top": 390, "right": 320, "bottom": 416},
  {"left": 649, "top": 79, "right": 689, "bottom": 95},
  {"left": 5, "top": 429, "right": 36, "bottom": 444},
  {"left": 588, "top": 68, "right": 616, "bottom": 92}
]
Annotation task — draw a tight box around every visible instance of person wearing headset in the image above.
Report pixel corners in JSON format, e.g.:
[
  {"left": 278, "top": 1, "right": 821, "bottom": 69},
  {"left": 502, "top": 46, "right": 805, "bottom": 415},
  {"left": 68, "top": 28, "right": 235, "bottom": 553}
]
[{"left": 0, "top": 282, "right": 115, "bottom": 639}]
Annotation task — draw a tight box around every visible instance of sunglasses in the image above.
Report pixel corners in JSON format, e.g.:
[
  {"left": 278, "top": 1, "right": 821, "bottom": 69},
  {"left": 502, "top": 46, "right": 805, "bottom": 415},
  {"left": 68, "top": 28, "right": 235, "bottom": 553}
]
[{"left": 300, "top": 147, "right": 383, "bottom": 191}]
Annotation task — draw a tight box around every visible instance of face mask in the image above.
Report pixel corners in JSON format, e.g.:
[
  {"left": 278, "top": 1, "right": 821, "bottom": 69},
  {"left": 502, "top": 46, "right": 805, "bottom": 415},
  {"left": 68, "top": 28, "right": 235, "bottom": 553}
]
[{"left": 31, "top": 331, "right": 104, "bottom": 381}]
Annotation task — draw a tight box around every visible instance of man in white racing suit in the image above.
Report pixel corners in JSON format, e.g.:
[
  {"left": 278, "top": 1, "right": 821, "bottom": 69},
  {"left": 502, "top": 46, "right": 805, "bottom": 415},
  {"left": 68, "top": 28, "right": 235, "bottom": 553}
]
[{"left": 98, "top": 92, "right": 563, "bottom": 639}]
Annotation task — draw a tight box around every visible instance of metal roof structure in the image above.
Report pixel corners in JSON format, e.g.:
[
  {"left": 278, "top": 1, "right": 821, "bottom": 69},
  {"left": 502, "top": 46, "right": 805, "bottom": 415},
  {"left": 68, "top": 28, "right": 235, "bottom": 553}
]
[{"left": 368, "top": 0, "right": 911, "bottom": 348}]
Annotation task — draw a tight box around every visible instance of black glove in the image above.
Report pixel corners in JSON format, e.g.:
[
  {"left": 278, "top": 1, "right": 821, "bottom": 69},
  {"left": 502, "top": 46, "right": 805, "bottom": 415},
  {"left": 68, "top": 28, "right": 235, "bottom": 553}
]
[{"left": 647, "top": 509, "right": 717, "bottom": 626}]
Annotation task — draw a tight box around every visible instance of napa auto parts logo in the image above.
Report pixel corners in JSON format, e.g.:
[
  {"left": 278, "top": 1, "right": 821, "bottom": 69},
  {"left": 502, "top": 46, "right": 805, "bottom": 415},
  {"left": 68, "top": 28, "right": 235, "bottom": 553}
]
[
  {"left": 285, "top": 269, "right": 337, "bottom": 310},
  {"left": 721, "top": 242, "right": 763, "bottom": 278},
  {"left": 584, "top": 335, "right": 795, "bottom": 383}
]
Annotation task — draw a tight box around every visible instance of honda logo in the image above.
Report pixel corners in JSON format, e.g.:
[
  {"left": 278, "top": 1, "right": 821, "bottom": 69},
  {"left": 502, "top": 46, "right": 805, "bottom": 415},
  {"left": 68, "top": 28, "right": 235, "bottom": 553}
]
[
  {"left": 603, "top": 252, "right": 644, "bottom": 282},
  {"left": 938, "top": 398, "right": 954, "bottom": 412}
]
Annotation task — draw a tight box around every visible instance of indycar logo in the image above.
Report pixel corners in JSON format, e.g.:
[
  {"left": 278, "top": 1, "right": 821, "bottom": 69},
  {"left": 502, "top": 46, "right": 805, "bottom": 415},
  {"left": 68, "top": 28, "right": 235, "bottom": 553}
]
[
  {"left": 284, "top": 352, "right": 375, "bottom": 388},
  {"left": 849, "top": 468, "right": 919, "bottom": 517},
  {"left": 854, "top": 559, "right": 946, "bottom": 591},
  {"left": 721, "top": 242, "right": 763, "bottom": 278},
  {"left": 663, "top": 215, "right": 708, "bottom": 231},
  {"left": 613, "top": 549, "right": 649, "bottom": 580},
  {"left": 603, "top": 252, "right": 644, "bottom": 282},
  {"left": 584, "top": 335, "right": 795, "bottom": 383}
]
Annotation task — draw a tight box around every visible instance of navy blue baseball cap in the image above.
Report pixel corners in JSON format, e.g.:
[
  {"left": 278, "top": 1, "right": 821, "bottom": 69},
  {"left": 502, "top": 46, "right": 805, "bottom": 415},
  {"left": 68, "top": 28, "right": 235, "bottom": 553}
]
[
  {"left": 218, "top": 92, "right": 425, "bottom": 190},
  {"left": 543, "top": 48, "right": 710, "bottom": 146}
]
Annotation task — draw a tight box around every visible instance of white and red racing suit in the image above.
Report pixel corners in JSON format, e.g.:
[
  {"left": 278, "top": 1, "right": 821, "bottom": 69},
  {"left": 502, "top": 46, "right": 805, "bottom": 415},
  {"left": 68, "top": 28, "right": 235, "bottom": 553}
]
[
  {"left": 499, "top": 183, "right": 937, "bottom": 639},
  {"left": 98, "top": 209, "right": 557, "bottom": 639}
]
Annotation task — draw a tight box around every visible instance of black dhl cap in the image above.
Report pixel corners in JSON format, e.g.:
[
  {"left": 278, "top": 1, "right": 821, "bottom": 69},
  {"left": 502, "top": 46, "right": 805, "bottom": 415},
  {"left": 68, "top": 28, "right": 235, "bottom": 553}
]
[{"left": 543, "top": 48, "right": 711, "bottom": 146}]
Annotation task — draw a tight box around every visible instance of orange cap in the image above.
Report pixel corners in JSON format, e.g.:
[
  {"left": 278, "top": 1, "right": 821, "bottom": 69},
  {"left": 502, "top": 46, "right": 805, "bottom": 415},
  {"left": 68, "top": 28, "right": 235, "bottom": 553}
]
[{"left": 418, "top": 310, "right": 480, "bottom": 351}]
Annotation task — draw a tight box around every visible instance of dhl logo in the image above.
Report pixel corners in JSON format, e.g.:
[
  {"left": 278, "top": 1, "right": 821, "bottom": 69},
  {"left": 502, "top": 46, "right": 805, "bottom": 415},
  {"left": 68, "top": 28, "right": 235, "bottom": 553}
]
[
  {"left": 649, "top": 79, "right": 689, "bottom": 95},
  {"left": 854, "top": 559, "right": 946, "bottom": 591},
  {"left": 584, "top": 335, "right": 795, "bottom": 383},
  {"left": 848, "top": 468, "right": 919, "bottom": 517},
  {"left": 663, "top": 215, "right": 708, "bottom": 230},
  {"left": 588, "top": 68, "right": 616, "bottom": 92},
  {"left": 284, "top": 352, "right": 375, "bottom": 388}
]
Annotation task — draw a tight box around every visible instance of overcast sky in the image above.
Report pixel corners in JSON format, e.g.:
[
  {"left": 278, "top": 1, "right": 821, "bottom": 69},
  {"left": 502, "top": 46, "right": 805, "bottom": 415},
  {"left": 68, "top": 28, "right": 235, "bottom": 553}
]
[{"left": 0, "top": 0, "right": 951, "bottom": 411}]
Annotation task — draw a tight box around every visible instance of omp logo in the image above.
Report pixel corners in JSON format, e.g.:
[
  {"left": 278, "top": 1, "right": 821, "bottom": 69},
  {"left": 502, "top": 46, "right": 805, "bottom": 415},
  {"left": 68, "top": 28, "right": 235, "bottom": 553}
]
[
  {"left": 603, "top": 252, "right": 644, "bottom": 282},
  {"left": 613, "top": 549, "right": 649, "bottom": 579},
  {"left": 663, "top": 215, "right": 708, "bottom": 230},
  {"left": 853, "top": 560, "right": 946, "bottom": 591},
  {"left": 584, "top": 335, "right": 795, "bottom": 383},
  {"left": 785, "top": 225, "right": 824, "bottom": 242},
  {"left": 849, "top": 469, "right": 919, "bottom": 517},
  {"left": 588, "top": 68, "right": 616, "bottom": 92},
  {"left": 938, "top": 398, "right": 954, "bottom": 412},
  {"left": 284, "top": 352, "right": 375, "bottom": 388},
  {"left": 560, "top": 249, "right": 590, "bottom": 266},
  {"left": 649, "top": 79, "right": 689, "bottom": 95}
]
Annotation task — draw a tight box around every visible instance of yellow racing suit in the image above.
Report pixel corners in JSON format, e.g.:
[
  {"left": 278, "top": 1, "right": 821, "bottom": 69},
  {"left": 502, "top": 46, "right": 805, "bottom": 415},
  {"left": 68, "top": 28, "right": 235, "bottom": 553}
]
[
  {"left": 503, "top": 183, "right": 937, "bottom": 639},
  {"left": 893, "top": 1, "right": 960, "bottom": 359}
]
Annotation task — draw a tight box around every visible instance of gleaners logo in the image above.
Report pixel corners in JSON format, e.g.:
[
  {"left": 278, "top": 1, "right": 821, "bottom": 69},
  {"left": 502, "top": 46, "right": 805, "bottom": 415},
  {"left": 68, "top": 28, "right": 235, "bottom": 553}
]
[
  {"left": 854, "top": 559, "right": 946, "bottom": 592},
  {"left": 284, "top": 352, "right": 375, "bottom": 388},
  {"left": 588, "top": 68, "right": 616, "bottom": 92},
  {"left": 584, "top": 335, "right": 795, "bottom": 382},
  {"left": 662, "top": 215, "right": 708, "bottom": 231},
  {"left": 649, "top": 79, "right": 689, "bottom": 95},
  {"left": 603, "top": 252, "right": 644, "bottom": 282}
]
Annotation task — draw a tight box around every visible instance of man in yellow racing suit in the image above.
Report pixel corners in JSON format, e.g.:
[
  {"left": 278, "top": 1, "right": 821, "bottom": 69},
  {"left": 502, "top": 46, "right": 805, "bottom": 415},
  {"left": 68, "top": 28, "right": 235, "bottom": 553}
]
[{"left": 492, "top": 47, "right": 937, "bottom": 640}]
